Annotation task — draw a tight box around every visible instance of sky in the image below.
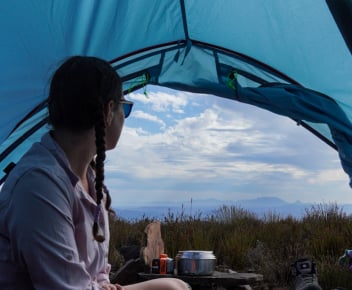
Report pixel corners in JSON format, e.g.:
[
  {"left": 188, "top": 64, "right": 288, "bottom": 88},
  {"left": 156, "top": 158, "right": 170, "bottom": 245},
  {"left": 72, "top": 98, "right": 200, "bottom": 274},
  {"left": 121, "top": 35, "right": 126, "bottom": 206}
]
[{"left": 105, "top": 85, "right": 352, "bottom": 208}]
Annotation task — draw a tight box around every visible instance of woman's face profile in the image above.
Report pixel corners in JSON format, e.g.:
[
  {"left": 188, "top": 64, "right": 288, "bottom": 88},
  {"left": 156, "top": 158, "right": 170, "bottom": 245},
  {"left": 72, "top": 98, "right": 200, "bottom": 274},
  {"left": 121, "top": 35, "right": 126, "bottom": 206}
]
[{"left": 105, "top": 96, "right": 125, "bottom": 151}]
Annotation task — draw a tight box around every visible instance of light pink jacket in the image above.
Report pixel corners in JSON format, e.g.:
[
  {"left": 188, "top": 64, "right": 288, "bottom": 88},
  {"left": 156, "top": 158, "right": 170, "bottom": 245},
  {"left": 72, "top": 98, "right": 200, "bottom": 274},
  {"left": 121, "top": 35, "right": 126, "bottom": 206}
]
[{"left": 0, "top": 132, "right": 111, "bottom": 289}]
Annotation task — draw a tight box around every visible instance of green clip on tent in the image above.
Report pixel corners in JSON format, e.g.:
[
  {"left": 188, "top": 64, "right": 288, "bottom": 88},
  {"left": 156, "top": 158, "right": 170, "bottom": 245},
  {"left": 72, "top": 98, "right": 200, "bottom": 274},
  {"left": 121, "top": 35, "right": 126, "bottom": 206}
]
[{"left": 0, "top": 1, "right": 352, "bottom": 187}]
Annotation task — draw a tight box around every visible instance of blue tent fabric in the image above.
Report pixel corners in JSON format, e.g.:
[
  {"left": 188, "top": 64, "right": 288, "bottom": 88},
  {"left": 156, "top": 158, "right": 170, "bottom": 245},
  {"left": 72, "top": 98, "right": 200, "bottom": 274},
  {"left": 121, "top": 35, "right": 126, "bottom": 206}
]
[{"left": 0, "top": 0, "right": 352, "bottom": 186}]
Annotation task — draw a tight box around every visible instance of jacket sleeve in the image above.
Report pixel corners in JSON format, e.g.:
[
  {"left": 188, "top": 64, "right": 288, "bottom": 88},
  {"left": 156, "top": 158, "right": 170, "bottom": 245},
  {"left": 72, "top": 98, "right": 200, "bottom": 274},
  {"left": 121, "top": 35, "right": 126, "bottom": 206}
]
[
  {"left": 7, "top": 169, "right": 103, "bottom": 290},
  {"left": 97, "top": 262, "right": 112, "bottom": 285}
]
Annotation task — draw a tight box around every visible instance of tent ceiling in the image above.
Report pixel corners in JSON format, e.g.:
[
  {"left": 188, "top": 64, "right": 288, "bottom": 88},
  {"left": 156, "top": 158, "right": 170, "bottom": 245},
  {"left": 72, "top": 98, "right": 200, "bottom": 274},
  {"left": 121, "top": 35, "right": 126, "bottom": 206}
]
[{"left": 0, "top": 0, "right": 351, "bottom": 185}]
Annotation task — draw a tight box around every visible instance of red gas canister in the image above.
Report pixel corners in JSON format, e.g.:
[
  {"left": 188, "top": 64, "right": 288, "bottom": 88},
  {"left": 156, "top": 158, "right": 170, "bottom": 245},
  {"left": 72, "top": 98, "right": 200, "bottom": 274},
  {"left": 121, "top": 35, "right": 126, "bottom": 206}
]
[{"left": 159, "top": 253, "right": 168, "bottom": 274}]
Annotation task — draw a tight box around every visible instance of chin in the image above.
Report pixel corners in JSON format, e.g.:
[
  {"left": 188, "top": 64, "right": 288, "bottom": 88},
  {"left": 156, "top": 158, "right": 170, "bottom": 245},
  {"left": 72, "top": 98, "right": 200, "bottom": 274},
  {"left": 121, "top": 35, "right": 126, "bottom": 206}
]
[{"left": 105, "top": 139, "right": 119, "bottom": 151}]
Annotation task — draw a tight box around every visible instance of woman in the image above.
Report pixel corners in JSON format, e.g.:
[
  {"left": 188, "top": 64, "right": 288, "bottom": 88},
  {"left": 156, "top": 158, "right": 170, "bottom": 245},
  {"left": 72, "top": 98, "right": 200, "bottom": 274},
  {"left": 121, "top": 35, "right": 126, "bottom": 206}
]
[{"left": 0, "top": 56, "right": 189, "bottom": 290}]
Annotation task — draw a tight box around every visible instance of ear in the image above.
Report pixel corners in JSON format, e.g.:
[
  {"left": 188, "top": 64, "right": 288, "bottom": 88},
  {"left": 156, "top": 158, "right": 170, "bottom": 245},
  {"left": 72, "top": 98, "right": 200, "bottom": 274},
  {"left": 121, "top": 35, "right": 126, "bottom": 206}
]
[{"left": 104, "top": 100, "right": 115, "bottom": 127}]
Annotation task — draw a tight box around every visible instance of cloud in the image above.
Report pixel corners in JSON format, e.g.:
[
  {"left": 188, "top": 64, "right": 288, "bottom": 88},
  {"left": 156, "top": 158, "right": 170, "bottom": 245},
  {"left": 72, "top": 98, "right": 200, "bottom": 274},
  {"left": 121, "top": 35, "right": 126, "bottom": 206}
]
[
  {"left": 308, "top": 168, "right": 347, "bottom": 184},
  {"left": 105, "top": 88, "right": 352, "bottom": 206},
  {"left": 129, "top": 90, "right": 189, "bottom": 113},
  {"left": 132, "top": 110, "right": 166, "bottom": 128}
]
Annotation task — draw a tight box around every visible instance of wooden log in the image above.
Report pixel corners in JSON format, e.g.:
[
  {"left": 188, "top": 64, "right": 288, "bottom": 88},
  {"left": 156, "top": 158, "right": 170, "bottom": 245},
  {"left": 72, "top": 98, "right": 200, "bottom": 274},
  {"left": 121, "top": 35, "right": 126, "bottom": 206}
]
[
  {"left": 138, "top": 271, "right": 263, "bottom": 290},
  {"left": 109, "top": 258, "right": 144, "bottom": 285}
]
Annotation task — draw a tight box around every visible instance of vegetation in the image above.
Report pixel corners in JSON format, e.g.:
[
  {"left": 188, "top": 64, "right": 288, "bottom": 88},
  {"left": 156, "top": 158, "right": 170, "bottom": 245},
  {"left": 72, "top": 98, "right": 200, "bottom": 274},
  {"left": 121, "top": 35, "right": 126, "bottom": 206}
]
[{"left": 109, "top": 203, "right": 352, "bottom": 289}]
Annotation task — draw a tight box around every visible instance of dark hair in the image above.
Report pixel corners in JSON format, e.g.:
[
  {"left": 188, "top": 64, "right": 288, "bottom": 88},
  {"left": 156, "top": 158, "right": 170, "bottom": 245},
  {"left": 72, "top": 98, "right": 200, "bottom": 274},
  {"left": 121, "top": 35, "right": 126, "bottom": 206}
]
[{"left": 48, "top": 56, "right": 122, "bottom": 242}]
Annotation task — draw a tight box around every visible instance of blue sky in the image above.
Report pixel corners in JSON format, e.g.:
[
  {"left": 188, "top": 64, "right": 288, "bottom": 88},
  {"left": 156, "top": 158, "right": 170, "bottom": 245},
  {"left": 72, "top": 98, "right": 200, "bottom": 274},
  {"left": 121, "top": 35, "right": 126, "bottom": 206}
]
[{"left": 105, "top": 86, "right": 352, "bottom": 208}]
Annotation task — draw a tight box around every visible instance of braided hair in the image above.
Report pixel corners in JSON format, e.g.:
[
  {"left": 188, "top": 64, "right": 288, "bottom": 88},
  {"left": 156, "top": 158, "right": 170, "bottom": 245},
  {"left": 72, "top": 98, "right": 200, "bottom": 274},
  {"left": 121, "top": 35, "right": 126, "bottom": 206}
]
[{"left": 48, "top": 56, "right": 121, "bottom": 242}]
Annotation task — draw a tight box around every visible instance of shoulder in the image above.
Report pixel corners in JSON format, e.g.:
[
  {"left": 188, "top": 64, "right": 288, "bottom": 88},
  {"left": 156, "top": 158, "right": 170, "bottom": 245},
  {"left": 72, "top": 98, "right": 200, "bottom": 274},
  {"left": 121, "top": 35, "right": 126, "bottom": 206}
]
[{"left": 1, "top": 142, "right": 75, "bottom": 206}]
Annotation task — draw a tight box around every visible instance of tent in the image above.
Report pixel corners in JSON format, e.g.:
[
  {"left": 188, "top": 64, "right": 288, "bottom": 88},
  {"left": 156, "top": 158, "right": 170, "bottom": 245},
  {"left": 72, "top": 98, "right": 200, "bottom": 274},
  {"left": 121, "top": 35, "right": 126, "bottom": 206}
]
[{"left": 1, "top": 0, "right": 351, "bottom": 186}]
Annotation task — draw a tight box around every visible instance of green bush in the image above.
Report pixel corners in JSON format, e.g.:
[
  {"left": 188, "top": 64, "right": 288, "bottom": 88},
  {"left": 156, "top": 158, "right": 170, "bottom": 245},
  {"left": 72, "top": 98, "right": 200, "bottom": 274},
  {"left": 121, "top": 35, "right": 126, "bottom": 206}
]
[{"left": 109, "top": 203, "right": 352, "bottom": 289}]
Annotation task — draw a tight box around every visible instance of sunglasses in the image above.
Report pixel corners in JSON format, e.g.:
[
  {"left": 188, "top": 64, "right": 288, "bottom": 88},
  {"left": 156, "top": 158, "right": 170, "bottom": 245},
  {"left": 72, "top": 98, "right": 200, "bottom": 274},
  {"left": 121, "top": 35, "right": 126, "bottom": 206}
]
[{"left": 118, "top": 99, "right": 134, "bottom": 118}]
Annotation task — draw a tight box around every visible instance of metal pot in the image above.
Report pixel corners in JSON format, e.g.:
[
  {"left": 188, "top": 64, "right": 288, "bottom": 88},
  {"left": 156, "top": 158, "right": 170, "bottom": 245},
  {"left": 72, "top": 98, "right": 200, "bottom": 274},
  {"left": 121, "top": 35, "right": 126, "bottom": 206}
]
[{"left": 177, "top": 250, "right": 216, "bottom": 276}]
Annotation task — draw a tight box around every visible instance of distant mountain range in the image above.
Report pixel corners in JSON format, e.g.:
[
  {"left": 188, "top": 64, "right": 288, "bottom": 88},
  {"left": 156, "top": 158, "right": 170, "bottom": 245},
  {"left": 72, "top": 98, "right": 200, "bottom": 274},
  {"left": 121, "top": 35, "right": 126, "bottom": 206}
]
[{"left": 113, "top": 197, "right": 352, "bottom": 220}]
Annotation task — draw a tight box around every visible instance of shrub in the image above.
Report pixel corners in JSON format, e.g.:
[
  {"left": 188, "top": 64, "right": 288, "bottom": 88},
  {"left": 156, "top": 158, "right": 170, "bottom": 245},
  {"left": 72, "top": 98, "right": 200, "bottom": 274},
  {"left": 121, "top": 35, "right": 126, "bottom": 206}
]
[{"left": 109, "top": 203, "right": 352, "bottom": 289}]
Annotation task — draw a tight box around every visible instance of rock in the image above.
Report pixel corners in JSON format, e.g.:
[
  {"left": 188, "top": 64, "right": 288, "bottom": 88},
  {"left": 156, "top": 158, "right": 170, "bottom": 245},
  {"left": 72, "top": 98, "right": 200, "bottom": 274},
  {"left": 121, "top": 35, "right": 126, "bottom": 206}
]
[{"left": 141, "top": 221, "right": 165, "bottom": 269}]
